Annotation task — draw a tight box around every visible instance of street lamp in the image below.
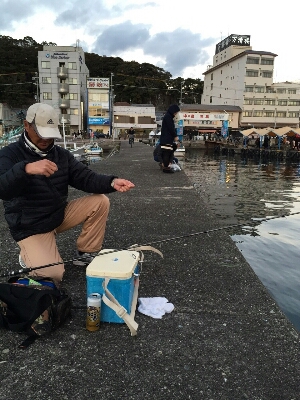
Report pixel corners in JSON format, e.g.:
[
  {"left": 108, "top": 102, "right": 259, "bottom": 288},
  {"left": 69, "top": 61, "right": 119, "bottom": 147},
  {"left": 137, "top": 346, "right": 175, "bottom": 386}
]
[{"left": 109, "top": 73, "right": 114, "bottom": 138}]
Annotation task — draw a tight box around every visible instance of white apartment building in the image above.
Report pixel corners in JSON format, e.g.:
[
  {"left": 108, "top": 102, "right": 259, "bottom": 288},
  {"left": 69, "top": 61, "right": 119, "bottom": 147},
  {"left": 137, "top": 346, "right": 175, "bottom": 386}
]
[
  {"left": 113, "top": 103, "right": 157, "bottom": 136},
  {"left": 202, "top": 34, "right": 300, "bottom": 128},
  {"left": 38, "top": 45, "right": 89, "bottom": 135}
]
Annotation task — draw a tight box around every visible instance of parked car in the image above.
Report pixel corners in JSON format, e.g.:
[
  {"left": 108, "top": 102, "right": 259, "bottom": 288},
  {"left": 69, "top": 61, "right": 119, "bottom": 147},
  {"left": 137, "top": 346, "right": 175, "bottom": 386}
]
[{"left": 94, "top": 132, "right": 107, "bottom": 139}]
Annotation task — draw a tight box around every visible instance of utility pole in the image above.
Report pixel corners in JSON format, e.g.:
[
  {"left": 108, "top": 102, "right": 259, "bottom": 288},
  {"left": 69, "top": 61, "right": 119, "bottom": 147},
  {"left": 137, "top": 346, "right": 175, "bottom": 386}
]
[
  {"left": 32, "top": 73, "right": 39, "bottom": 102},
  {"left": 179, "top": 80, "right": 183, "bottom": 105},
  {"left": 109, "top": 73, "right": 114, "bottom": 138}
]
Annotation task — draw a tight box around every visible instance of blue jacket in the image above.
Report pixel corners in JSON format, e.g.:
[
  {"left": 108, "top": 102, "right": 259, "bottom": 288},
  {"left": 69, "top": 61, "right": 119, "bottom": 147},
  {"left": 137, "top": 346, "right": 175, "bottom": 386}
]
[
  {"left": 160, "top": 104, "right": 180, "bottom": 145},
  {"left": 0, "top": 133, "right": 116, "bottom": 242}
]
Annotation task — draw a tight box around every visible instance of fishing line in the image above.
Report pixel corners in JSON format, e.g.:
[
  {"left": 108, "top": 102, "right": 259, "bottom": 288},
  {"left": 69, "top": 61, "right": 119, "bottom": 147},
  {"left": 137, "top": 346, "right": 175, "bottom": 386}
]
[{"left": 1, "top": 211, "right": 300, "bottom": 279}]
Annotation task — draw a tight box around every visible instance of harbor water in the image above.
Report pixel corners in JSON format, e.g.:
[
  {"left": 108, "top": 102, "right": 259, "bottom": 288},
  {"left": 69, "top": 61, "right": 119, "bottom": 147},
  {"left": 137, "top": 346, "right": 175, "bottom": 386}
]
[{"left": 181, "top": 148, "right": 300, "bottom": 332}]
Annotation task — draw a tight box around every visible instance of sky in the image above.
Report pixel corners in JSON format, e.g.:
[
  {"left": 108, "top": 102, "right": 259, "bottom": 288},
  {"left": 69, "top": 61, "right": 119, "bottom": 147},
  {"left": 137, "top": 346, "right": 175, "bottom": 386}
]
[{"left": 1, "top": 0, "right": 299, "bottom": 83}]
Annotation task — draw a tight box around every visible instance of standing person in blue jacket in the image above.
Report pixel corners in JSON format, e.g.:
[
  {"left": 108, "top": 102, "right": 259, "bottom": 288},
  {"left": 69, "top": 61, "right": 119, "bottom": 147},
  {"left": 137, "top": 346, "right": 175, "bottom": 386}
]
[
  {"left": 0, "top": 103, "right": 135, "bottom": 286},
  {"left": 160, "top": 104, "right": 180, "bottom": 173}
]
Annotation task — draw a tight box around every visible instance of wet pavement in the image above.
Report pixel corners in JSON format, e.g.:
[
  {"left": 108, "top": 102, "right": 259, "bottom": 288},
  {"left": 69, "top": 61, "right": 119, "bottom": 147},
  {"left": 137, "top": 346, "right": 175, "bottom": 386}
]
[{"left": 0, "top": 140, "right": 299, "bottom": 400}]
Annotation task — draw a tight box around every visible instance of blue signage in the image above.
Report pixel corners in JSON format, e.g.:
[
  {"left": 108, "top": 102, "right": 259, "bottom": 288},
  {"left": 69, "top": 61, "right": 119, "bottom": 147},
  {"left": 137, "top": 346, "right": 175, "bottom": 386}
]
[
  {"left": 176, "top": 119, "right": 184, "bottom": 142},
  {"left": 88, "top": 117, "right": 110, "bottom": 125}
]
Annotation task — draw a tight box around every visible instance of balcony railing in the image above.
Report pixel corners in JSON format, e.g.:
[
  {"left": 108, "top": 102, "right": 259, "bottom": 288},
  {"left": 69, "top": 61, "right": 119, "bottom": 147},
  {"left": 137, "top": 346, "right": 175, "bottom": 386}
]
[
  {"left": 59, "top": 114, "right": 70, "bottom": 124},
  {"left": 58, "top": 83, "right": 69, "bottom": 94},
  {"left": 57, "top": 67, "right": 68, "bottom": 79},
  {"left": 59, "top": 99, "right": 70, "bottom": 109}
]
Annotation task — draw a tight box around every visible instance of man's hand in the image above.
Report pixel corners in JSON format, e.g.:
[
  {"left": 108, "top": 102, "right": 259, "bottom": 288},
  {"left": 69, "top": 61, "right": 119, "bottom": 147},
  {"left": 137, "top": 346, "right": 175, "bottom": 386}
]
[
  {"left": 112, "top": 178, "right": 135, "bottom": 192},
  {"left": 25, "top": 160, "right": 58, "bottom": 177}
]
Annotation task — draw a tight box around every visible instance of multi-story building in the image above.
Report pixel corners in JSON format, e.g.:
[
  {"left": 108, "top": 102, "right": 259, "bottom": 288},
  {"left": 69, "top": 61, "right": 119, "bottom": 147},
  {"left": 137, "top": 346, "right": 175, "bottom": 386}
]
[
  {"left": 87, "top": 78, "right": 110, "bottom": 136},
  {"left": 177, "top": 104, "right": 241, "bottom": 135},
  {"left": 113, "top": 103, "right": 157, "bottom": 137},
  {"left": 38, "top": 44, "right": 89, "bottom": 135},
  {"left": 202, "top": 34, "right": 300, "bottom": 128}
]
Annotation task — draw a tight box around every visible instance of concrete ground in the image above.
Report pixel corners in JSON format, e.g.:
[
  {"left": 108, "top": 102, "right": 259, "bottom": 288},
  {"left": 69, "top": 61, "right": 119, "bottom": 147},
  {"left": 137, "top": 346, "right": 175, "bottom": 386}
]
[{"left": 0, "top": 141, "right": 299, "bottom": 400}]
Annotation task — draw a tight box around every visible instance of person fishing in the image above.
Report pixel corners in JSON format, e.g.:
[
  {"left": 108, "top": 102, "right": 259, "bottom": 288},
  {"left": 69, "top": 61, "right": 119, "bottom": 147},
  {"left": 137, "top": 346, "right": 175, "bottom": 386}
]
[
  {"left": 160, "top": 104, "right": 180, "bottom": 173},
  {"left": 0, "top": 103, "right": 135, "bottom": 287}
]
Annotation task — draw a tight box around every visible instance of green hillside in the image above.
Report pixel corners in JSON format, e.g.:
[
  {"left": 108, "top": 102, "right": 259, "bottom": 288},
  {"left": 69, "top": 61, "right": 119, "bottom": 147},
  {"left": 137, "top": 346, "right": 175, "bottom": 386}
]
[{"left": 0, "top": 35, "right": 203, "bottom": 110}]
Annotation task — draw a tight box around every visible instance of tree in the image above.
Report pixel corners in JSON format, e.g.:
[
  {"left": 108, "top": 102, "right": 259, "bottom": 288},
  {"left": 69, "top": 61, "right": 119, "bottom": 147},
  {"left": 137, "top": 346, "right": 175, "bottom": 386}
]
[{"left": 0, "top": 35, "right": 203, "bottom": 110}]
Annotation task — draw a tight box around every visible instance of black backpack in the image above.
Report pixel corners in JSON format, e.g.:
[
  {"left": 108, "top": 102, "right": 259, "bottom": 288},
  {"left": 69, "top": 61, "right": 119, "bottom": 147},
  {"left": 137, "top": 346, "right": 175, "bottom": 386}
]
[{"left": 0, "top": 278, "right": 72, "bottom": 348}]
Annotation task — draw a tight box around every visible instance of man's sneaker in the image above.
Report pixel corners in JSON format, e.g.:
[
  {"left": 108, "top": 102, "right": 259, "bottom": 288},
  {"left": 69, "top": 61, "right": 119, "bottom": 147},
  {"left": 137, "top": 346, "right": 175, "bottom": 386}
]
[
  {"left": 19, "top": 254, "right": 27, "bottom": 269},
  {"left": 73, "top": 251, "right": 95, "bottom": 266}
]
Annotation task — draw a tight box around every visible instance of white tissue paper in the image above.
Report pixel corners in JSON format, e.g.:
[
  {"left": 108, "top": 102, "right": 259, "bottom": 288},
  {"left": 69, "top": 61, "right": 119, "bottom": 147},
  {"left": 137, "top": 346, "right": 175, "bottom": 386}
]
[{"left": 138, "top": 297, "right": 174, "bottom": 319}]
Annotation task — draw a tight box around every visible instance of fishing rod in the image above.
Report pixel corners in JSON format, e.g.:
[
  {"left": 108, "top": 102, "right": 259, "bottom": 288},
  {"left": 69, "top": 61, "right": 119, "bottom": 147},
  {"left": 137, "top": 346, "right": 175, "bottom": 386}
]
[{"left": 1, "top": 211, "right": 300, "bottom": 279}]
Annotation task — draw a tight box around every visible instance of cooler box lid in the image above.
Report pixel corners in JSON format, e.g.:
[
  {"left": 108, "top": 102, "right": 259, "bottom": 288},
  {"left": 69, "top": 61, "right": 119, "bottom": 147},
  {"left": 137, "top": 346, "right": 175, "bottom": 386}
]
[{"left": 86, "top": 249, "right": 139, "bottom": 278}]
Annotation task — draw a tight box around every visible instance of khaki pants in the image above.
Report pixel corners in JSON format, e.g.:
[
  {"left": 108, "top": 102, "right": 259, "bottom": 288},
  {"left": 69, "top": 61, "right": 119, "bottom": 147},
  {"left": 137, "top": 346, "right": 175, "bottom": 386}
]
[{"left": 17, "top": 194, "right": 110, "bottom": 285}]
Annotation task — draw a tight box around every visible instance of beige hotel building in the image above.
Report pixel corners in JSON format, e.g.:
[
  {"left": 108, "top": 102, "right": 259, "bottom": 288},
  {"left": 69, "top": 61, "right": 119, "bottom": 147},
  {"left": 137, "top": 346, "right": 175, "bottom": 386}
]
[{"left": 202, "top": 34, "right": 300, "bottom": 129}]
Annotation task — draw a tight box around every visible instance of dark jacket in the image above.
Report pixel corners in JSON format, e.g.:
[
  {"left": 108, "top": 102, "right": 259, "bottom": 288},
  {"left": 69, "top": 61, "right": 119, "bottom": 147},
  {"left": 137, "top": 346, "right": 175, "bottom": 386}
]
[
  {"left": 160, "top": 104, "right": 180, "bottom": 145},
  {"left": 0, "top": 134, "right": 116, "bottom": 242}
]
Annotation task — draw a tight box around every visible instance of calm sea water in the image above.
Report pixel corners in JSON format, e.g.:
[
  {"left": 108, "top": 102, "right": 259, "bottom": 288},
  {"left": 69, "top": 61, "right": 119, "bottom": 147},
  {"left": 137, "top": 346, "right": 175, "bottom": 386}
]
[{"left": 181, "top": 149, "right": 300, "bottom": 332}]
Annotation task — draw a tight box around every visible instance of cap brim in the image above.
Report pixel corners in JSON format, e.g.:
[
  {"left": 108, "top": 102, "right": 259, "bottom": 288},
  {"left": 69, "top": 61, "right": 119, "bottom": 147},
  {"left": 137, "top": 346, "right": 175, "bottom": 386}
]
[{"left": 35, "top": 125, "right": 62, "bottom": 139}]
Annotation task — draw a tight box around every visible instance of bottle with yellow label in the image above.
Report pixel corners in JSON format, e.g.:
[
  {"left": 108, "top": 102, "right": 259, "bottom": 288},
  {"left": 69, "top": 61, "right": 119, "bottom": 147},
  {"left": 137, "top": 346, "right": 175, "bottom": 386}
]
[{"left": 86, "top": 293, "right": 101, "bottom": 331}]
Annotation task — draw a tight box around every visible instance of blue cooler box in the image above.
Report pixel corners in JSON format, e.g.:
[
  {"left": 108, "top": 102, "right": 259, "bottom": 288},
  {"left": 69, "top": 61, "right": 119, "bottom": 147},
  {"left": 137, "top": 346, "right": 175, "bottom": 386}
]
[{"left": 86, "top": 249, "right": 140, "bottom": 323}]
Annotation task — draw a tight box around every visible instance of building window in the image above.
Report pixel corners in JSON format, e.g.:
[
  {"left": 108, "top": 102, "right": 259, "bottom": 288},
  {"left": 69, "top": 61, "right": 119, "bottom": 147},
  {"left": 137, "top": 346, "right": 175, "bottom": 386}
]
[
  {"left": 253, "top": 111, "right": 263, "bottom": 117},
  {"left": 254, "top": 99, "right": 264, "bottom": 105},
  {"left": 288, "top": 100, "right": 300, "bottom": 106},
  {"left": 69, "top": 93, "right": 78, "bottom": 100},
  {"left": 90, "top": 108, "right": 104, "bottom": 116},
  {"left": 245, "top": 86, "right": 254, "bottom": 92},
  {"left": 246, "top": 70, "right": 259, "bottom": 77},
  {"left": 211, "top": 83, "right": 213, "bottom": 90},
  {"left": 211, "top": 73, "right": 213, "bottom": 80},
  {"left": 264, "top": 111, "right": 275, "bottom": 117},
  {"left": 69, "top": 78, "right": 78, "bottom": 84},
  {"left": 70, "top": 108, "right": 79, "bottom": 115},
  {"left": 276, "top": 112, "right": 286, "bottom": 118},
  {"left": 289, "top": 112, "right": 299, "bottom": 118},
  {"left": 42, "top": 77, "right": 51, "bottom": 84},
  {"left": 210, "top": 96, "right": 212, "bottom": 103},
  {"left": 246, "top": 57, "right": 259, "bottom": 64},
  {"left": 89, "top": 93, "right": 109, "bottom": 102},
  {"left": 68, "top": 62, "right": 77, "bottom": 70},
  {"left": 244, "top": 98, "right": 253, "bottom": 105},
  {"left": 220, "top": 81, "right": 222, "bottom": 85},
  {"left": 262, "top": 71, "right": 273, "bottom": 78},
  {"left": 278, "top": 100, "right": 288, "bottom": 106},
  {"left": 261, "top": 58, "right": 274, "bottom": 65},
  {"left": 265, "top": 99, "right": 276, "bottom": 105},
  {"left": 277, "top": 89, "right": 286, "bottom": 94},
  {"left": 254, "top": 86, "right": 265, "bottom": 93},
  {"left": 243, "top": 111, "right": 252, "bottom": 117},
  {"left": 42, "top": 92, "right": 52, "bottom": 100},
  {"left": 41, "top": 61, "right": 50, "bottom": 69},
  {"left": 266, "top": 87, "right": 276, "bottom": 93},
  {"left": 288, "top": 89, "right": 297, "bottom": 94}
]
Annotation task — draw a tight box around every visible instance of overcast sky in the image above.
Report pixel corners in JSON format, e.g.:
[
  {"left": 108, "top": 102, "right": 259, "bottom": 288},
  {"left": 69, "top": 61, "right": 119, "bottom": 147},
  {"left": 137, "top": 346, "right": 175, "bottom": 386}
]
[{"left": 1, "top": 0, "right": 299, "bottom": 83}]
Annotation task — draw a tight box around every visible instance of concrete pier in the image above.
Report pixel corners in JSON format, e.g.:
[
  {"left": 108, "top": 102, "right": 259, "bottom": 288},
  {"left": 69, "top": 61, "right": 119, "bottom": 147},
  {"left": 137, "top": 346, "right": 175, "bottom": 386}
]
[{"left": 0, "top": 141, "right": 298, "bottom": 400}]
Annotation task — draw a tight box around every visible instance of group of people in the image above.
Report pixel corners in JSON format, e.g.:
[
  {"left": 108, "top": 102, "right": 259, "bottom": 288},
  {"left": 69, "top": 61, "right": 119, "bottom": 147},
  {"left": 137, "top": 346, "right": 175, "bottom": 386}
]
[{"left": 0, "top": 102, "right": 181, "bottom": 288}]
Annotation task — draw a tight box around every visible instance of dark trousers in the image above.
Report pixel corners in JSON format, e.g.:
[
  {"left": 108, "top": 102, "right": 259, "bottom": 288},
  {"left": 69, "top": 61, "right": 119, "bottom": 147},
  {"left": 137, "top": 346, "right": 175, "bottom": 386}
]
[{"left": 161, "top": 148, "right": 174, "bottom": 168}]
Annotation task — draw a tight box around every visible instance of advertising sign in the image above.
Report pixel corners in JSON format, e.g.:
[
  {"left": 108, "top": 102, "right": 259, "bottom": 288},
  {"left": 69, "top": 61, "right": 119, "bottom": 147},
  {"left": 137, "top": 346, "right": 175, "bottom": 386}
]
[
  {"left": 177, "top": 112, "right": 228, "bottom": 121},
  {"left": 87, "top": 78, "right": 109, "bottom": 89},
  {"left": 88, "top": 117, "right": 110, "bottom": 125}
]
